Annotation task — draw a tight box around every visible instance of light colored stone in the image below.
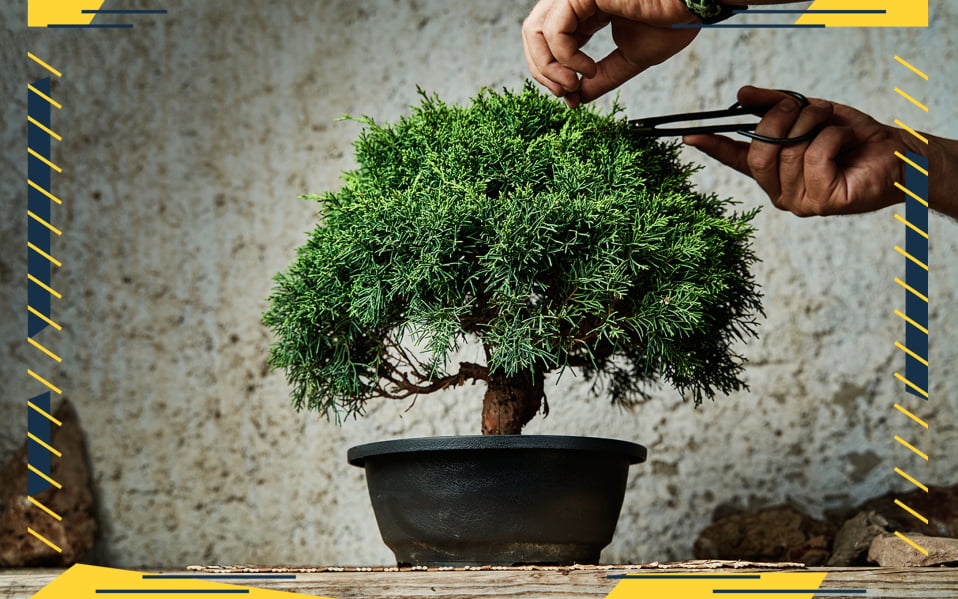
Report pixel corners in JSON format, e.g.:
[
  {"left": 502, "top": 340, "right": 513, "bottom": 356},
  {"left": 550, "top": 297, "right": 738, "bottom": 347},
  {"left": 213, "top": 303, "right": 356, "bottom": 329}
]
[
  {"left": 1, "top": 0, "right": 957, "bottom": 569},
  {"left": 868, "top": 533, "right": 958, "bottom": 568},
  {"left": 826, "top": 511, "right": 890, "bottom": 566}
]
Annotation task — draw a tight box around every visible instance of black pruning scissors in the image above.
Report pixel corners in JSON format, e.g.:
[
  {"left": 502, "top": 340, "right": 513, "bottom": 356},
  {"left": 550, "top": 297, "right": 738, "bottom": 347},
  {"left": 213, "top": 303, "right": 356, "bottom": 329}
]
[{"left": 627, "top": 89, "right": 817, "bottom": 145}]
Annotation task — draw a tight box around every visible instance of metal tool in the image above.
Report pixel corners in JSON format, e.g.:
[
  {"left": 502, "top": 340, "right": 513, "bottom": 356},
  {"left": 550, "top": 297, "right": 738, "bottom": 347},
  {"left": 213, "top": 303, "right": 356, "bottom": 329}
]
[{"left": 626, "top": 89, "right": 817, "bottom": 145}]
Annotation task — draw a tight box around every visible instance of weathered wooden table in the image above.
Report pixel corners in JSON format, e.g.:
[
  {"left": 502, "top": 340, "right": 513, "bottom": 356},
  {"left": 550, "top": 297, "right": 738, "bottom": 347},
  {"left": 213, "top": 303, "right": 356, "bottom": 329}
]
[{"left": 3, "top": 566, "right": 957, "bottom": 598}]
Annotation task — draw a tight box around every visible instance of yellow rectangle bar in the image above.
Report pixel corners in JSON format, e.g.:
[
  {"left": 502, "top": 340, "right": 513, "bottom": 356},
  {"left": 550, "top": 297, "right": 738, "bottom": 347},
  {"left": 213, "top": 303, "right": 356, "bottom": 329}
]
[
  {"left": 894, "top": 434, "right": 929, "bottom": 460},
  {"left": 894, "top": 277, "right": 929, "bottom": 302},
  {"left": 893, "top": 214, "right": 929, "bottom": 240},
  {"left": 28, "top": 52, "right": 62, "bottom": 77},
  {"left": 27, "top": 368, "right": 62, "bottom": 395},
  {"left": 28, "top": 496, "right": 63, "bottom": 521},
  {"left": 27, "top": 527, "right": 63, "bottom": 553},
  {"left": 27, "top": 432, "right": 63, "bottom": 457},
  {"left": 893, "top": 372, "right": 929, "bottom": 399},
  {"left": 895, "top": 499, "right": 929, "bottom": 525},
  {"left": 27, "top": 274, "right": 62, "bottom": 299},
  {"left": 894, "top": 182, "right": 928, "bottom": 207},
  {"left": 893, "top": 88, "right": 929, "bottom": 112},
  {"left": 27, "top": 242, "right": 62, "bottom": 267},
  {"left": 28, "top": 116, "right": 62, "bottom": 141},
  {"left": 894, "top": 341, "right": 928, "bottom": 367}
]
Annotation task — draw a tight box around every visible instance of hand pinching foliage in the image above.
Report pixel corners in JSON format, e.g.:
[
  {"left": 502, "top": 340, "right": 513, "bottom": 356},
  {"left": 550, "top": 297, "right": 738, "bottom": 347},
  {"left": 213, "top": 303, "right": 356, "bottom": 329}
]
[{"left": 263, "top": 83, "right": 762, "bottom": 434}]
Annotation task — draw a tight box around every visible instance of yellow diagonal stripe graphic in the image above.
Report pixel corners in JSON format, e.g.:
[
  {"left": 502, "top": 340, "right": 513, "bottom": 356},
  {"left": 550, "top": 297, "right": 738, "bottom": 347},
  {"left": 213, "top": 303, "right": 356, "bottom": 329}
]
[
  {"left": 895, "top": 467, "right": 928, "bottom": 492},
  {"left": 606, "top": 572, "right": 829, "bottom": 599},
  {"left": 894, "top": 434, "right": 929, "bottom": 460},
  {"left": 28, "top": 241, "right": 62, "bottom": 267},
  {"left": 893, "top": 246, "right": 927, "bottom": 271},
  {"left": 894, "top": 372, "right": 929, "bottom": 398},
  {"left": 895, "top": 182, "right": 928, "bottom": 207},
  {"left": 32, "top": 564, "right": 337, "bottom": 599},
  {"left": 28, "top": 336, "right": 63, "bottom": 362},
  {"left": 894, "top": 402, "right": 929, "bottom": 428},
  {"left": 28, "top": 369, "right": 62, "bottom": 395},
  {"left": 894, "top": 119, "right": 929, "bottom": 144},
  {"left": 894, "top": 214, "right": 928, "bottom": 239},
  {"left": 28, "top": 210, "right": 62, "bottom": 236},
  {"left": 796, "top": 1, "right": 927, "bottom": 27},
  {"left": 28, "top": 496, "right": 63, "bottom": 521},
  {"left": 895, "top": 531, "right": 929, "bottom": 556},
  {"left": 28, "top": 432, "right": 62, "bottom": 458},
  {"left": 27, "top": 84, "right": 62, "bottom": 109},
  {"left": 29, "top": 401, "right": 63, "bottom": 426},
  {"left": 28, "top": 464, "right": 63, "bottom": 489},
  {"left": 28, "top": 273, "right": 63, "bottom": 299},
  {"left": 28, "top": 116, "right": 62, "bottom": 141},
  {"left": 895, "top": 150, "right": 928, "bottom": 176},
  {"left": 895, "top": 56, "right": 929, "bottom": 80},
  {"left": 28, "top": 179, "right": 63, "bottom": 204},
  {"left": 895, "top": 498, "right": 929, "bottom": 524},
  {"left": 894, "top": 277, "right": 928, "bottom": 302},
  {"left": 894, "top": 309, "right": 928, "bottom": 334},
  {"left": 28, "top": 52, "right": 62, "bottom": 77},
  {"left": 28, "top": 527, "right": 62, "bottom": 553},
  {"left": 893, "top": 87, "right": 928, "bottom": 112},
  {"left": 28, "top": 148, "right": 62, "bottom": 173},
  {"left": 28, "top": 305, "right": 63, "bottom": 331}
]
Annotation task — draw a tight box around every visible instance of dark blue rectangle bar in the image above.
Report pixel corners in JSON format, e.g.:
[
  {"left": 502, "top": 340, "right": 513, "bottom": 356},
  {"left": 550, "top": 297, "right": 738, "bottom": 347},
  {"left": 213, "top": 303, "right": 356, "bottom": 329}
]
[
  {"left": 903, "top": 151, "right": 929, "bottom": 399},
  {"left": 48, "top": 24, "right": 135, "bottom": 28},
  {"left": 82, "top": 9, "right": 168, "bottom": 13},
  {"left": 142, "top": 575, "right": 296, "bottom": 580},
  {"left": 713, "top": 591, "right": 866, "bottom": 595},
  {"left": 27, "top": 392, "right": 52, "bottom": 496},
  {"left": 734, "top": 9, "right": 885, "bottom": 14},
  {"left": 27, "top": 79, "right": 52, "bottom": 338},
  {"left": 96, "top": 591, "right": 249, "bottom": 594},
  {"left": 673, "top": 24, "right": 825, "bottom": 29}
]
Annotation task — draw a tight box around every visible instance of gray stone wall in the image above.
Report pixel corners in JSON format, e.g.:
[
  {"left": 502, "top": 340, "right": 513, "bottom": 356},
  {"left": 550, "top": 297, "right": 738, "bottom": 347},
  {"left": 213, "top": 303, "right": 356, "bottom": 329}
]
[{"left": 1, "top": 0, "right": 955, "bottom": 568}]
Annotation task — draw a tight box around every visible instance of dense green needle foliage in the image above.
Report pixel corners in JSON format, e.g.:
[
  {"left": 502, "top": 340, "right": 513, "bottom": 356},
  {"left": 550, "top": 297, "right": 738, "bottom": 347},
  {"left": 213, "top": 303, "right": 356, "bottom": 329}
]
[{"left": 263, "top": 83, "right": 763, "bottom": 427}]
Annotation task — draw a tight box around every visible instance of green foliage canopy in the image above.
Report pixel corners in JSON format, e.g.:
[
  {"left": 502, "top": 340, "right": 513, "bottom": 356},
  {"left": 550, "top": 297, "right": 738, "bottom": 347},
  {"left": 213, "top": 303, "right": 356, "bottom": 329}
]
[{"left": 263, "top": 84, "right": 763, "bottom": 422}]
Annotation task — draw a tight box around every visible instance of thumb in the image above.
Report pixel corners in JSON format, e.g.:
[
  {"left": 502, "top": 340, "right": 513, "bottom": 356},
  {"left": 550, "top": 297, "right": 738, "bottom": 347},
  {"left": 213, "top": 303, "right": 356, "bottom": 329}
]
[{"left": 684, "top": 134, "right": 751, "bottom": 176}]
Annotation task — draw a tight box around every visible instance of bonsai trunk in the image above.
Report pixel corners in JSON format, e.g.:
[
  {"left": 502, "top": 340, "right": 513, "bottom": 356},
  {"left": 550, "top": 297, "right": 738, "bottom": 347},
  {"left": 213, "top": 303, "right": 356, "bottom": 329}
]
[{"left": 481, "top": 369, "right": 545, "bottom": 435}]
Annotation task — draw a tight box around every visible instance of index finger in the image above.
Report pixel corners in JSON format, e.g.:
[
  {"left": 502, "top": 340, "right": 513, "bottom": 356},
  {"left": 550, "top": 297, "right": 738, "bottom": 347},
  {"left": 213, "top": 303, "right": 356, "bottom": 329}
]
[{"left": 542, "top": 0, "right": 598, "bottom": 78}]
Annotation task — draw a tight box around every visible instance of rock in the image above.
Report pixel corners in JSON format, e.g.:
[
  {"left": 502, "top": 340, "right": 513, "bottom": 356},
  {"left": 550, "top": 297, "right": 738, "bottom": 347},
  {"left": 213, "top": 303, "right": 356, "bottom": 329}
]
[
  {"left": 693, "top": 504, "right": 834, "bottom": 565},
  {"left": 0, "top": 399, "right": 97, "bottom": 566},
  {"left": 868, "top": 533, "right": 958, "bottom": 567},
  {"left": 826, "top": 510, "right": 891, "bottom": 566}
]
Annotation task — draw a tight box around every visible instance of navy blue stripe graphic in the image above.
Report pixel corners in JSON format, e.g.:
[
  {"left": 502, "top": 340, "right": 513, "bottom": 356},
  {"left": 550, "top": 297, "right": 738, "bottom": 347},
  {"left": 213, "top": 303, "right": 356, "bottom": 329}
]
[{"left": 904, "top": 151, "right": 929, "bottom": 398}]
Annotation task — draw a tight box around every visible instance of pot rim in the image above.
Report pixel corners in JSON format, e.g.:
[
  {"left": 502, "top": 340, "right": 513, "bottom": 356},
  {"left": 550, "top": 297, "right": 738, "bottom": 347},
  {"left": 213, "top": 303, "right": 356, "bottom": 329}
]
[{"left": 347, "top": 434, "right": 647, "bottom": 467}]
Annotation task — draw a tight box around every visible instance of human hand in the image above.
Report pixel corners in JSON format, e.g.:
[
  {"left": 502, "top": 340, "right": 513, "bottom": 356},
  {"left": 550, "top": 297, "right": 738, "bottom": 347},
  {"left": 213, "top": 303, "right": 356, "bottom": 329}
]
[
  {"left": 522, "top": 0, "right": 699, "bottom": 108},
  {"left": 684, "top": 86, "right": 912, "bottom": 217}
]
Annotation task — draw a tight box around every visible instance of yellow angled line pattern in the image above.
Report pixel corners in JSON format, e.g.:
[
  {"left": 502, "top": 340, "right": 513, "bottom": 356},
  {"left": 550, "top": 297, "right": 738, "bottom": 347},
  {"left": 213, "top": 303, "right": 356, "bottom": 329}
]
[
  {"left": 28, "top": 148, "right": 62, "bottom": 173},
  {"left": 28, "top": 464, "right": 63, "bottom": 489},
  {"left": 895, "top": 150, "right": 929, "bottom": 176},
  {"left": 28, "top": 116, "right": 62, "bottom": 141},
  {"left": 895, "top": 499, "right": 929, "bottom": 525},
  {"left": 893, "top": 214, "right": 928, "bottom": 239},
  {"left": 894, "top": 119, "right": 929, "bottom": 144},
  {"left": 894, "top": 309, "right": 928, "bottom": 334},
  {"left": 28, "top": 401, "right": 63, "bottom": 426},
  {"left": 894, "top": 182, "right": 928, "bottom": 207},
  {"left": 894, "top": 341, "right": 928, "bottom": 366},
  {"left": 28, "top": 496, "right": 63, "bottom": 521},
  {"left": 28, "top": 242, "right": 62, "bottom": 267},
  {"left": 28, "top": 210, "right": 62, "bottom": 236},
  {"left": 28, "top": 179, "right": 63, "bottom": 204},
  {"left": 893, "top": 402, "right": 929, "bottom": 428},
  {"left": 27, "top": 273, "right": 62, "bottom": 299},
  {"left": 895, "top": 531, "right": 929, "bottom": 556},
  {"left": 28, "top": 337, "right": 62, "bottom": 363},
  {"left": 28, "top": 306, "right": 62, "bottom": 331},
  {"left": 895, "top": 467, "right": 929, "bottom": 492},
  {"left": 894, "top": 277, "right": 928, "bottom": 302},
  {"left": 27, "top": 527, "right": 62, "bottom": 553},
  {"left": 893, "top": 245, "right": 927, "bottom": 270},
  {"left": 27, "top": 84, "right": 61, "bottom": 109},
  {"left": 27, "top": 432, "right": 63, "bottom": 458},
  {"left": 894, "top": 434, "right": 929, "bottom": 460},
  {"left": 893, "top": 87, "right": 928, "bottom": 112},
  {"left": 893, "top": 372, "right": 929, "bottom": 398},
  {"left": 27, "top": 369, "right": 62, "bottom": 395},
  {"left": 895, "top": 56, "right": 929, "bottom": 80},
  {"left": 28, "top": 52, "right": 62, "bottom": 77}
]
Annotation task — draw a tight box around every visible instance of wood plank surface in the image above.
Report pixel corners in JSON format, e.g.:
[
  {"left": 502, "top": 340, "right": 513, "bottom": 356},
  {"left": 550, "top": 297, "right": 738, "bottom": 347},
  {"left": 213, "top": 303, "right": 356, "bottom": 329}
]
[{"left": 2, "top": 567, "right": 957, "bottom": 599}]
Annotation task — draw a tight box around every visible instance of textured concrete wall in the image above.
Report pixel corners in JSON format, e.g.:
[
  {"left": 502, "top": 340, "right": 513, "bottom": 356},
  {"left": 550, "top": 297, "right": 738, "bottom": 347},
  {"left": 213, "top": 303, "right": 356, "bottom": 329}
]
[{"left": 1, "top": 0, "right": 956, "bottom": 568}]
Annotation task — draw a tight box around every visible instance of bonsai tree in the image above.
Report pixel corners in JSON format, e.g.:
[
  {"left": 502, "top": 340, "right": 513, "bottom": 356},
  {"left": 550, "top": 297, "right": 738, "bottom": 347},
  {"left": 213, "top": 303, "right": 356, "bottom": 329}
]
[{"left": 263, "top": 84, "right": 762, "bottom": 435}]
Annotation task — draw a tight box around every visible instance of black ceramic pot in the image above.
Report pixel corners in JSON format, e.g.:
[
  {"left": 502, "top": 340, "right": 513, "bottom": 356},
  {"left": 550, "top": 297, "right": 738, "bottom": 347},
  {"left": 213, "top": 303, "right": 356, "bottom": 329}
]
[{"left": 347, "top": 435, "right": 647, "bottom": 566}]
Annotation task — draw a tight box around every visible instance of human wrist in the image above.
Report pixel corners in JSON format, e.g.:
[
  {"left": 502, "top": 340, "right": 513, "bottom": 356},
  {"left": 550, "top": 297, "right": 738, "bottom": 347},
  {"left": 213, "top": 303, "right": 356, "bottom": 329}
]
[{"left": 894, "top": 126, "right": 958, "bottom": 219}]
